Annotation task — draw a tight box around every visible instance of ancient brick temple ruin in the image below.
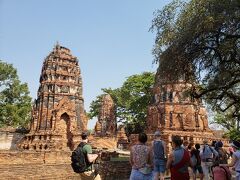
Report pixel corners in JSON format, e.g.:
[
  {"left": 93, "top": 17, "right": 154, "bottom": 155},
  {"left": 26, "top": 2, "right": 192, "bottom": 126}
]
[
  {"left": 0, "top": 45, "right": 131, "bottom": 179},
  {"left": 94, "top": 94, "right": 117, "bottom": 136},
  {"left": 93, "top": 94, "right": 129, "bottom": 149},
  {"left": 145, "top": 67, "right": 228, "bottom": 151},
  {"left": 19, "top": 44, "right": 88, "bottom": 151}
]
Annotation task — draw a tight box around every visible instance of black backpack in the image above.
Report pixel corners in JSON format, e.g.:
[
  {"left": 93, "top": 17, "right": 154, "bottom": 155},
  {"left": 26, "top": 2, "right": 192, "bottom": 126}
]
[{"left": 71, "top": 142, "right": 88, "bottom": 173}]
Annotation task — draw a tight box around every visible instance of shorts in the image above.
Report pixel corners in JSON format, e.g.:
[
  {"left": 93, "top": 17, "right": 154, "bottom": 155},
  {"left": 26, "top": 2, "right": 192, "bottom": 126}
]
[
  {"left": 154, "top": 159, "right": 166, "bottom": 173},
  {"left": 193, "top": 165, "right": 203, "bottom": 174}
]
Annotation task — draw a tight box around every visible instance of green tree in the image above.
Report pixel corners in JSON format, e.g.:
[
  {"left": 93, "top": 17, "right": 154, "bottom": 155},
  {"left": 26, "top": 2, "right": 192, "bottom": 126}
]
[
  {"left": 212, "top": 108, "right": 240, "bottom": 139},
  {"left": 151, "top": 0, "right": 240, "bottom": 135},
  {"left": 88, "top": 94, "right": 105, "bottom": 120},
  {"left": 89, "top": 72, "right": 155, "bottom": 134},
  {"left": 0, "top": 60, "right": 32, "bottom": 128}
]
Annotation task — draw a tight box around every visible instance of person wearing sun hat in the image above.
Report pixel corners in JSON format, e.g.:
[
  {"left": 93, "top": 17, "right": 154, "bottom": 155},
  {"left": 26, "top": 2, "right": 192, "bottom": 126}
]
[{"left": 221, "top": 140, "right": 240, "bottom": 180}]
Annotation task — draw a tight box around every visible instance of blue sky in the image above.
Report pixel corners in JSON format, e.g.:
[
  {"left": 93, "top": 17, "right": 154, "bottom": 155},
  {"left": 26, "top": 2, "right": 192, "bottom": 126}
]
[{"left": 0, "top": 0, "right": 171, "bottom": 129}]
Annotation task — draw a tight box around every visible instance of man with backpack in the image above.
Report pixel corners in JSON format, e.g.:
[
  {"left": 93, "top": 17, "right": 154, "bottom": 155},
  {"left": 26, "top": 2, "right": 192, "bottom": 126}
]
[
  {"left": 200, "top": 139, "right": 219, "bottom": 180},
  {"left": 71, "top": 132, "right": 101, "bottom": 180},
  {"left": 215, "top": 141, "right": 228, "bottom": 165},
  {"left": 210, "top": 141, "right": 231, "bottom": 180}
]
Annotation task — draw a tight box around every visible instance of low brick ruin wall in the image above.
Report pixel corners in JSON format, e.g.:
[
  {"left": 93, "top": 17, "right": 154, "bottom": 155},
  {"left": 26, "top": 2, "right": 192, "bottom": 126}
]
[
  {"left": 0, "top": 150, "right": 131, "bottom": 180},
  {"left": 0, "top": 150, "right": 79, "bottom": 179},
  {"left": 99, "top": 160, "right": 131, "bottom": 180},
  {"left": 0, "top": 150, "right": 71, "bottom": 164}
]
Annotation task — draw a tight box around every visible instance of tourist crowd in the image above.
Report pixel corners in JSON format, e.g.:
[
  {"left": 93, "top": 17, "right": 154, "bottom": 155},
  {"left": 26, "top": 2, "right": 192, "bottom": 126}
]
[{"left": 129, "top": 131, "right": 240, "bottom": 180}]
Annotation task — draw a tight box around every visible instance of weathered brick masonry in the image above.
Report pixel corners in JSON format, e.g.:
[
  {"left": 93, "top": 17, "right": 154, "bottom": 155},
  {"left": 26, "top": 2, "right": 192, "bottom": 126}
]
[
  {"left": 19, "top": 44, "right": 88, "bottom": 151},
  {"left": 0, "top": 150, "right": 131, "bottom": 180},
  {"left": 0, "top": 45, "right": 131, "bottom": 180}
]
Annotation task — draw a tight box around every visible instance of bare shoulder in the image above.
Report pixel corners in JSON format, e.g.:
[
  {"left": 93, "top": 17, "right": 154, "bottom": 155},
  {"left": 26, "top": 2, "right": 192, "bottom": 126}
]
[
  {"left": 131, "top": 145, "right": 136, "bottom": 151},
  {"left": 169, "top": 152, "right": 174, "bottom": 159}
]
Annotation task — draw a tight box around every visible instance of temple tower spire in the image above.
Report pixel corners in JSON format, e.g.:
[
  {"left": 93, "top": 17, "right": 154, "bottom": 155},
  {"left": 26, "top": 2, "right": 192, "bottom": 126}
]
[{"left": 19, "top": 44, "right": 88, "bottom": 151}]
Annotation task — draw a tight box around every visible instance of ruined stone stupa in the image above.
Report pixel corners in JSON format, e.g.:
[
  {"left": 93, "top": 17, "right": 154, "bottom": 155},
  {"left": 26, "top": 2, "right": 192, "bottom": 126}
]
[
  {"left": 19, "top": 44, "right": 88, "bottom": 151},
  {"left": 146, "top": 67, "right": 228, "bottom": 152},
  {"left": 94, "top": 94, "right": 117, "bottom": 136}
]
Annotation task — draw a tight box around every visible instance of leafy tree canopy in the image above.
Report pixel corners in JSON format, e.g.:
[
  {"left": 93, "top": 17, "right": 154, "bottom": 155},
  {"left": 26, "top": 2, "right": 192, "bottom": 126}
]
[
  {"left": 0, "top": 60, "right": 32, "bottom": 128},
  {"left": 151, "top": 0, "right": 240, "bottom": 135},
  {"left": 89, "top": 72, "right": 155, "bottom": 134},
  {"left": 213, "top": 111, "right": 240, "bottom": 140}
]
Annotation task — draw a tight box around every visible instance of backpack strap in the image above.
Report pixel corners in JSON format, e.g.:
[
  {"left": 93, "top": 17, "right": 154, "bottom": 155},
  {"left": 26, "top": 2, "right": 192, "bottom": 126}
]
[
  {"left": 219, "top": 166, "right": 231, "bottom": 180},
  {"left": 78, "top": 142, "right": 87, "bottom": 148},
  {"left": 203, "top": 145, "right": 215, "bottom": 159},
  {"left": 170, "top": 149, "right": 190, "bottom": 179},
  {"left": 209, "top": 146, "right": 214, "bottom": 153},
  {"left": 78, "top": 142, "right": 92, "bottom": 169},
  {"left": 211, "top": 165, "right": 231, "bottom": 180},
  {"left": 172, "top": 149, "right": 190, "bottom": 169},
  {"left": 203, "top": 145, "right": 213, "bottom": 153}
]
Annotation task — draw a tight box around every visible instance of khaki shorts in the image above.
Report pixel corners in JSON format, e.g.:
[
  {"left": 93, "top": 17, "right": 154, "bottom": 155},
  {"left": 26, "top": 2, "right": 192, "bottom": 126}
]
[{"left": 79, "top": 170, "right": 101, "bottom": 180}]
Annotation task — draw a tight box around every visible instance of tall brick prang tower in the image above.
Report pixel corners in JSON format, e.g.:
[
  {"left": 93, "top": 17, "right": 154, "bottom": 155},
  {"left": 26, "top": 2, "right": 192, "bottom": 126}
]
[
  {"left": 19, "top": 44, "right": 88, "bottom": 151},
  {"left": 145, "top": 67, "right": 223, "bottom": 152}
]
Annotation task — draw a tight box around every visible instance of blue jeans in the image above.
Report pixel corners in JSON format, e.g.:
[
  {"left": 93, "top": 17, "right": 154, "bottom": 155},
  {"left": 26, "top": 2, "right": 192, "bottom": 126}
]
[
  {"left": 130, "top": 169, "right": 153, "bottom": 180},
  {"left": 153, "top": 159, "right": 166, "bottom": 173}
]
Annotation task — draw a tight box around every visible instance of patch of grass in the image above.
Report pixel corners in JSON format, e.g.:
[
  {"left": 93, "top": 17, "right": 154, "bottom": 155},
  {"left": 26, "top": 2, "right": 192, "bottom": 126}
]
[{"left": 110, "top": 157, "right": 129, "bottom": 162}]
